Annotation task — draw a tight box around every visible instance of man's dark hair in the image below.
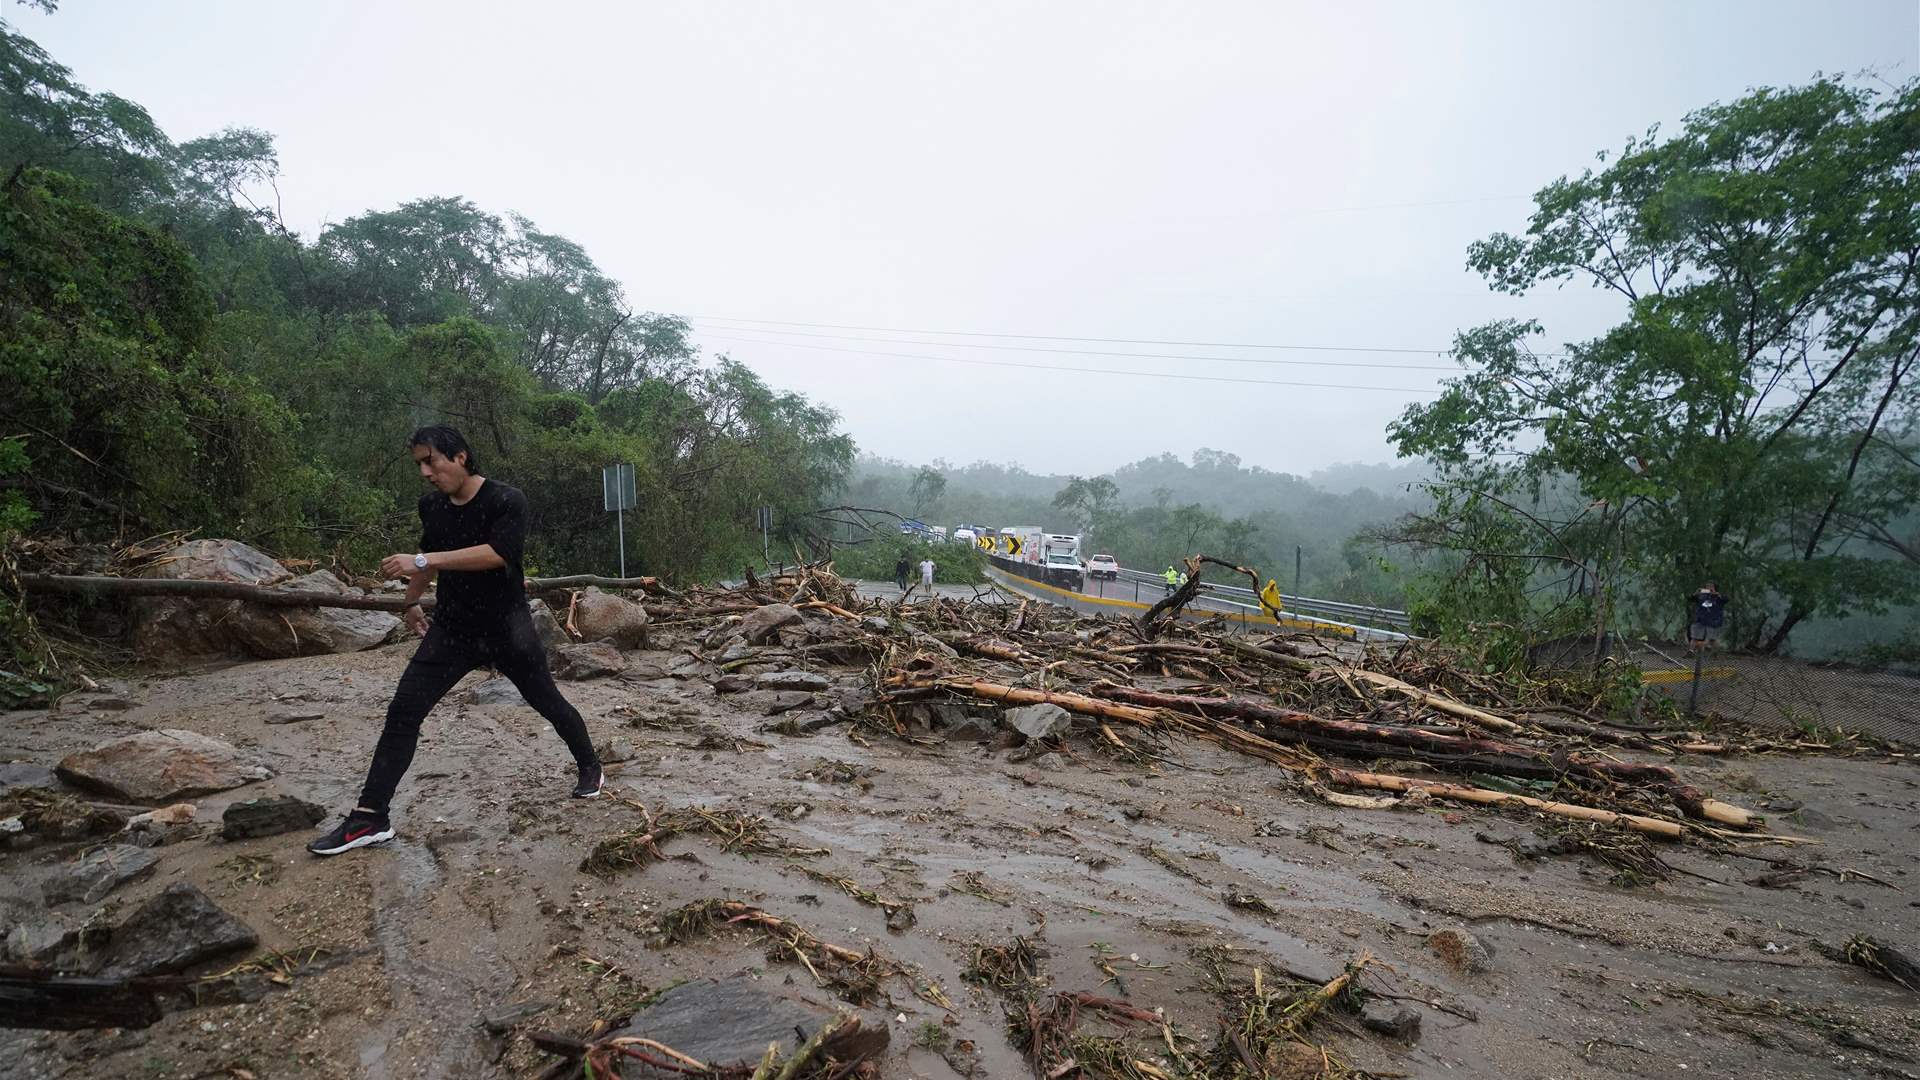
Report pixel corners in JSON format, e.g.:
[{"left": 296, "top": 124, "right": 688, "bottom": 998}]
[{"left": 408, "top": 425, "right": 478, "bottom": 473}]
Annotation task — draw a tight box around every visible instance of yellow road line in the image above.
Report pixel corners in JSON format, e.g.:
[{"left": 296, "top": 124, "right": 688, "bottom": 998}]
[{"left": 1641, "top": 667, "right": 1736, "bottom": 685}]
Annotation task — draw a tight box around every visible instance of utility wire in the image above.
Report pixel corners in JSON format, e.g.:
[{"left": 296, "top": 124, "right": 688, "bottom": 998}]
[
  {"left": 686, "top": 320, "right": 1462, "bottom": 371},
  {"left": 687, "top": 313, "right": 1482, "bottom": 356},
  {"left": 697, "top": 332, "right": 1444, "bottom": 395}
]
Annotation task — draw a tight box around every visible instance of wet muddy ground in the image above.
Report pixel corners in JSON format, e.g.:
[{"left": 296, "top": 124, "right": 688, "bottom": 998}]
[{"left": 3, "top": 628, "right": 1917, "bottom": 1079}]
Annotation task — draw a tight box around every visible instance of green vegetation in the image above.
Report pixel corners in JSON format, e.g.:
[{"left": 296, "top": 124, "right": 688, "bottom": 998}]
[
  {"left": 829, "top": 532, "right": 988, "bottom": 586},
  {"left": 0, "top": 20, "right": 850, "bottom": 587},
  {"left": 1391, "top": 76, "right": 1920, "bottom": 658}
]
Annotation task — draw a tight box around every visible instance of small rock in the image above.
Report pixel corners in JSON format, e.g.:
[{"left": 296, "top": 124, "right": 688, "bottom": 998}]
[
  {"left": 554, "top": 642, "right": 627, "bottom": 680},
  {"left": 1339, "top": 926, "right": 1361, "bottom": 939},
  {"left": 1030, "top": 752, "right": 1066, "bottom": 772},
  {"left": 859, "top": 617, "right": 890, "bottom": 633},
  {"left": 712, "top": 674, "right": 753, "bottom": 694},
  {"left": 1360, "top": 1001, "right": 1422, "bottom": 1042},
  {"left": 719, "top": 643, "right": 757, "bottom": 664},
  {"left": 5, "top": 916, "right": 76, "bottom": 963},
  {"left": 464, "top": 676, "right": 525, "bottom": 706},
  {"left": 598, "top": 738, "right": 638, "bottom": 764},
  {"left": 43, "top": 844, "right": 161, "bottom": 905},
  {"left": 85, "top": 695, "right": 140, "bottom": 711},
  {"left": 1427, "top": 928, "right": 1494, "bottom": 973},
  {"left": 481, "top": 999, "right": 556, "bottom": 1035},
  {"left": 885, "top": 905, "right": 916, "bottom": 933},
  {"left": 56, "top": 729, "right": 272, "bottom": 803},
  {"left": 739, "top": 603, "right": 803, "bottom": 645},
  {"left": 266, "top": 709, "right": 324, "bottom": 725},
  {"left": 221, "top": 796, "right": 326, "bottom": 841},
  {"left": 761, "top": 691, "right": 816, "bottom": 715},
  {"left": 754, "top": 670, "right": 832, "bottom": 692},
  {"left": 0, "top": 762, "right": 59, "bottom": 793},
  {"left": 1005, "top": 703, "right": 1072, "bottom": 741},
  {"left": 1020, "top": 771, "right": 1044, "bottom": 786},
  {"left": 942, "top": 716, "right": 1000, "bottom": 743},
  {"left": 93, "top": 883, "right": 257, "bottom": 978},
  {"left": 836, "top": 687, "right": 873, "bottom": 715}
]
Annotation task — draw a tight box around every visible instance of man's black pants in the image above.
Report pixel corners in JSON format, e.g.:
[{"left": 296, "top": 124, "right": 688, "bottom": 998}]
[{"left": 357, "top": 607, "right": 597, "bottom": 815}]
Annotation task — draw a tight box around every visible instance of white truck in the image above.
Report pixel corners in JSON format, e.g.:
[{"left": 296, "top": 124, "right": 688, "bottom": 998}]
[
  {"left": 1000, "top": 525, "right": 1043, "bottom": 564},
  {"left": 1041, "top": 533, "right": 1084, "bottom": 590}
]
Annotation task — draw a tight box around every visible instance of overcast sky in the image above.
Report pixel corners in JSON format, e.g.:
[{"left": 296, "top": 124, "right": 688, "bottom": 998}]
[{"left": 16, "top": 1, "right": 1918, "bottom": 479}]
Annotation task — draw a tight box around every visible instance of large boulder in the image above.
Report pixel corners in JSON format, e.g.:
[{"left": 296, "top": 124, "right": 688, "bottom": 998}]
[
  {"left": 573, "top": 588, "right": 650, "bottom": 649},
  {"left": 129, "top": 539, "right": 290, "bottom": 661},
  {"left": 606, "top": 978, "right": 887, "bottom": 1071},
  {"left": 739, "top": 603, "right": 802, "bottom": 645},
  {"left": 56, "top": 729, "right": 272, "bottom": 804},
  {"left": 528, "top": 599, "right": 567, "bottom": 655},
  {"left": 227, "top": 570, "right": 400, "bottom": 659},
  {"left": 1006, "top": 703, "right": 1073, "bottom": 741}
]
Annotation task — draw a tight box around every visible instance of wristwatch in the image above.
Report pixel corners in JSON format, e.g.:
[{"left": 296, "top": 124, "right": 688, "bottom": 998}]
[{"left": 413, "top": 553, "right": 429, "bottom": 570}]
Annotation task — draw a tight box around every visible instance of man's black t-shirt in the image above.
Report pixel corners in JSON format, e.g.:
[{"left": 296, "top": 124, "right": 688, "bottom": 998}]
[{"left": 419, "top": 479, "right": 528, "bottom": 634}]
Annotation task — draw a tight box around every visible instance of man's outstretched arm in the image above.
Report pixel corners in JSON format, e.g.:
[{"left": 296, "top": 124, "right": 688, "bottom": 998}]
[{"left": 380, "top": 544, "right": 505, "bottom": 579}]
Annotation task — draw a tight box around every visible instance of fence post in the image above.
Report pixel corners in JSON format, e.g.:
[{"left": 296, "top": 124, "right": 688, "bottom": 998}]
[{"left": 1685, "top": 649, "right": 1705, "bottom": 719}]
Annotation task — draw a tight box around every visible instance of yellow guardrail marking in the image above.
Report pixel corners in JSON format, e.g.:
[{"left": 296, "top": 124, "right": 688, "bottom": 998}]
[{"left": 1641, "top": 667, "right": 1736, "bottom": 685}]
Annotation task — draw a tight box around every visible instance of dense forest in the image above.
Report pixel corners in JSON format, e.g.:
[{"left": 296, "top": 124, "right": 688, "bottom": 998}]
[
  {"left": 4, "top": 10, "right": 1916, "bottom": 679},
  {"left": 0, "top": 21, "right": 852, "bottom": 594}
]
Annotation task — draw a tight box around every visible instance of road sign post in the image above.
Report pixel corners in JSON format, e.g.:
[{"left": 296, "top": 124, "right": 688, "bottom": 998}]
[
  {"left": 602, "top": 463, "right": 636, "bottom": 577},
  {"left": 757, "top": 505, "right": 772, "bottom": 567}
]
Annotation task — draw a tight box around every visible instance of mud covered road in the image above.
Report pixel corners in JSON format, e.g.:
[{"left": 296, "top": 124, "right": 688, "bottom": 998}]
[{"left": 3, "top": 629, "right": 1917, "bottom": 1079}]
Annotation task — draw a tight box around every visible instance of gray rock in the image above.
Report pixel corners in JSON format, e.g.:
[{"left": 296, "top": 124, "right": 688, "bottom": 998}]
[
  {"left": 607, "top": 978, "right": 887, "bottom": 1068},
  {"left": 943, "top": 716, "right": 1000, "bottom": 742},
  {"left": 482, "top": 999, "right": 556, "bottom": 1035},
  {"left": 266, "top": 709, "right": 324, "bottom": 725},
  {"left": 573, "top": 588, "right": 650, "bottom": 649},
  {"left": 554, "top": 641, "right": 627, "bottom": 680},
  {"left": 667, "top": 653, "right": 713, "bottom": 677},
  {"left": 95, "top": 883, "right": 258, "bottom": 978},
  {"left": 5, "top": 916, "right": 76, "bottom": 963},
  {"left": 1427, "top": 928, "right": 1494, "bottom": 974},
  {"left": 754, "top": 670, "right": 832, "bottom": 692},
  {"left": 228, "top": 569, "right": 401, "bottom": 659},
  {"left": 221, "top": 796, "right": 326, "bottom": 840},
  {"left": 1006, "top": 703, "right": 1073, "bottom": 741},
  {"left": 719, "top": 643, "right": 758, "bottom": 664},
  {"left": 598, "top": 737, "right": 638, "bottom": 764},
  {"left": 0, "top": 762, "right": 59, "bottom": 794},
  {"left": 859, "top": 617, "right": 891, "bottom": 633},
  {"left": 1360, "top": 1001, "right": 1422, "bottom": 1042},
  {"left": 528, "top": 599, "right": 567, "bottom": 654},
  {"left": 85, "top": 695, "right": 139, "bottom": 711},
  {"left": 836, "top": 687, "right": 874, "bottom": 715},
  {"left": 711, "top": 674, "right": 754, "bottom": 694},
  {"left": 464, "top": 677, "right": 525, "bottom": 706},
  {"left": 739, "top": 603, "right": 803, "bottom": 645},
  {"left": 56, "top": 729, "right": 272, "bottom": 804},
  {"left": 761, "top": 691, "right": 816, "bottom": 715},
  {"left": 43, "top": 844, "right": 161, "bottom": 905}
]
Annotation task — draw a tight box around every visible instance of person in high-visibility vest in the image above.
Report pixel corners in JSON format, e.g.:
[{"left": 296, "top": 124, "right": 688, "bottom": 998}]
[{"left": 1163, "top": 566, "right": 1179, "bottom": 595}]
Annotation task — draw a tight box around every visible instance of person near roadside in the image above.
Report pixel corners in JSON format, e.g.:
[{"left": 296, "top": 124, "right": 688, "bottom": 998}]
[
  {"left": 1687, "top": 583, "right": 1726, "bottom": 653},
  {"left": 917, "top": 555, "right": 936, "bottom": 600},
  {"left": 1163, "top": 565, "right": 1179, "bottom": 595},
  {"left": 308, "top": 425, "right": 602, "bottom": 856},
  {"left": 893, "top": 555, "right": 910, "bottom": 591}
]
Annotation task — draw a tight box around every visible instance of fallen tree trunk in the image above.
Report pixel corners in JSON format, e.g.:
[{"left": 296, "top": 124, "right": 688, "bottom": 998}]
[
  {"left": 1088, "top": 684, "right": 1754, "bottom": 827},
  {"left": 20, "top": 572, "right": 676, "bottom": 612},
  {"left": 1320, "top": 769, "right": 1688, "bottom": 839}
]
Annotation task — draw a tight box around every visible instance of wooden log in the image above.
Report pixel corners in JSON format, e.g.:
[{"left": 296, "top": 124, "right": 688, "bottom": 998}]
[
  {"left": 21, "top": 572, "right": 677, "bottom": 613},
  {"left": 1322, "top": 768, "right": 1687, "bottom": 839}
]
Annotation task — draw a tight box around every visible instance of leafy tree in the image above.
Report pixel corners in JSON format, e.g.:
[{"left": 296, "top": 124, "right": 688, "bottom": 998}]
[
  {"left": 908, "top": 466, "right": 946, "bottom": 518},
  {"left": 1392, "top": 77, "right": 1920, "bottom": 652}
]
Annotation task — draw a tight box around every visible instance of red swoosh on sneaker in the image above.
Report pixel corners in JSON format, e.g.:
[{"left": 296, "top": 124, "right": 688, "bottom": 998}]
[{"left": 345, "top": 827, "right": 374, "bottom": 842}]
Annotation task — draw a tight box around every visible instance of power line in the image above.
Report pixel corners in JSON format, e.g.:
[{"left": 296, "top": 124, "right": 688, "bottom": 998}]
[
  {"left": 685, "top": 320, "right": 1462, "bottom": 371},
  {"left": 686, "top": 313, "right": 1463, "bottom": 356},
  {"left": 697, "top": 332, "right": 1444, "bottom": 395}
]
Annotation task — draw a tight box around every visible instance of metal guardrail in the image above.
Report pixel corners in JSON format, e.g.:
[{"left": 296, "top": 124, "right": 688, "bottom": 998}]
[{"left": 1110, "top": 568, "right": 1412, "bottom": 633}]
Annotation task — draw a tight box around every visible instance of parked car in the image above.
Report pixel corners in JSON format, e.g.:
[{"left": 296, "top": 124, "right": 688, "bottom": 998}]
[{"left": 1087, "top": 554, "right": 1119, "bottom": 581}]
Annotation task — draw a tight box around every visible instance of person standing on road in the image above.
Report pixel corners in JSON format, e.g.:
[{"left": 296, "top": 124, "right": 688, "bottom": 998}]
[
  {"left": 918, "top": 555, "right": 937, "bottom": 600},
  {"left": 308, "top": 426, "right": 603, "bottom": 856},
  {"left": 894, "top": 555, "right": 910, "bottom": 591},
  {"left": 1687, "top": 583, "right": 1726, "bottom": 653}
]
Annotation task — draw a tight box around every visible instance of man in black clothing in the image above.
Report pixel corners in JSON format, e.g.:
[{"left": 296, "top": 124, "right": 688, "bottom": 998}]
[
  {"left": 893, "top": 556, "right": 910, "bottom": 591},
  {"left": 1687, "top": 583, "right": 1726, "bottom": 652},
  {"left": 309, "top": 426, "right": 602, "bottom": 856}
]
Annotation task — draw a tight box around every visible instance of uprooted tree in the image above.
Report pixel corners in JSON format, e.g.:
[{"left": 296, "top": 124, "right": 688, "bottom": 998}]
[{"left": 1390, "top": 76, "right": 1920, "bottom": 655}]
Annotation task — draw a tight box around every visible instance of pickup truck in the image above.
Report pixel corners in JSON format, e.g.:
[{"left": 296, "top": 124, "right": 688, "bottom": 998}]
[{"left": 1086, "top": 554, "right": 1119, "bottom": 581}]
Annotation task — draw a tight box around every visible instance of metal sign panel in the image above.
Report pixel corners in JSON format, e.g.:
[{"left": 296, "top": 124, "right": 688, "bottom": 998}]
[{"left": 602, "top": 463, "right": 636, "bottom": 512}]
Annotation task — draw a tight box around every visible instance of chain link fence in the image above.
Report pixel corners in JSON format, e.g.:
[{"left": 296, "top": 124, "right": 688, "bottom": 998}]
[{"left": 1533, "top": 636, "right": 1920, "bottom": 745}]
